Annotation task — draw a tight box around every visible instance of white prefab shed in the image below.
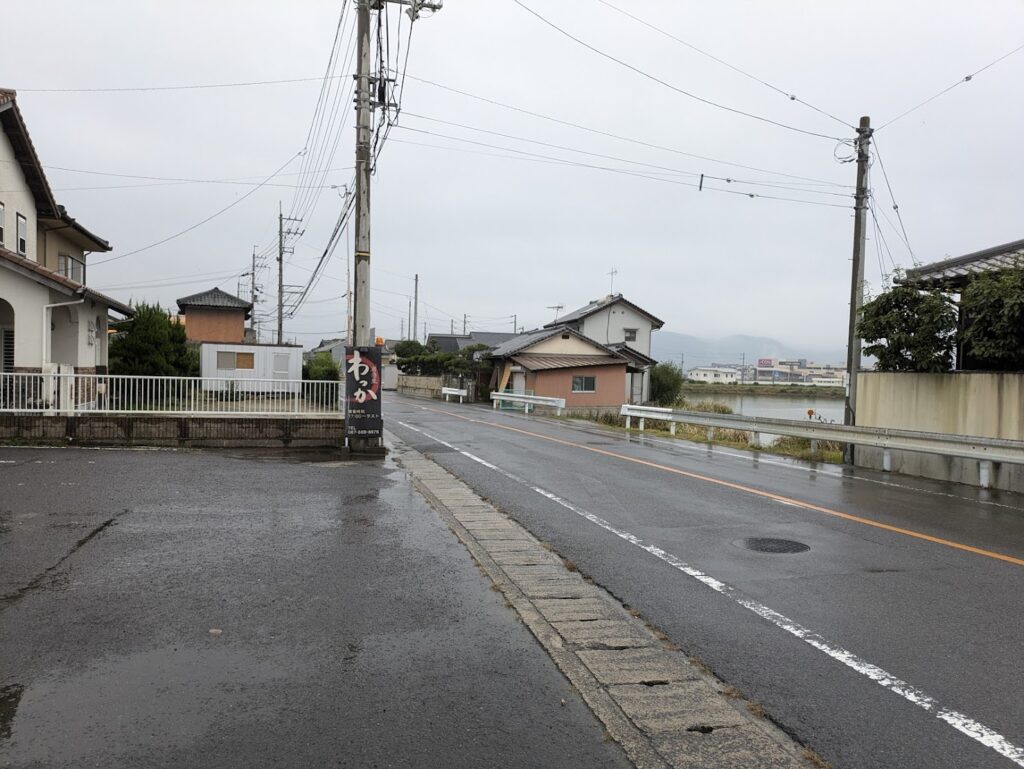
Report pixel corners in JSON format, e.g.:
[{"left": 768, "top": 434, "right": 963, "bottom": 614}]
[{"left": 200, "top": 342, "right": 303, "bottom": 392}]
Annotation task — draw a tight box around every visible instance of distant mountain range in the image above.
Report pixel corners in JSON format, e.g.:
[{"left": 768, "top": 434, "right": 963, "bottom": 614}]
[{"left": 651, "top": 331, "right": 845, "bottom": 367}]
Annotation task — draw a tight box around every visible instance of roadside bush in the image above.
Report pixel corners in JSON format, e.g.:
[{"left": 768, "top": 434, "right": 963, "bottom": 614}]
[{"left": 649, "top": 362, "right": 684, "bottom": 406}]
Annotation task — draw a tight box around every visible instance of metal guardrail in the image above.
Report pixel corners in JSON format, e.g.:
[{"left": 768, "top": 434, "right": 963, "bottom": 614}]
[
  {"left": 620, "top": 404, "right": 1024, "bottom": 488},
  {"left": 491, "top": 391, "right": 565, "bottom": 415},
  {"left": 442, "top": 386, "right": 468, "bottom": 403},
  {"left": 0, "top": 372, "right": 343, "bottom": 417}
]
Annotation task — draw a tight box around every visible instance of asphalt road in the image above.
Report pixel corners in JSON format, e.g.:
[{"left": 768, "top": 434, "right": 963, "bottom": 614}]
[
  {"left": 0, "top": 445, "right": 632, "bottom": 769},
  {"left": 386, "top": 394, "right": 1024, "bottom": 769}
]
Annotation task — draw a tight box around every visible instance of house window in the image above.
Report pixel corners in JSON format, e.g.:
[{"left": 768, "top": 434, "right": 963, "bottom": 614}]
[
  {"left": 571, "top": 375, "right": 596, "bottom": 392},
  {"left": 272, "top": 353, "right": 289, "bottom": 374},
  {"left": 57, "top": 254, "right": 85, "bottom": 283},
  {"left": 16, "top": 214, "right": 27, "bottom": 256},
  {"left": 236, "top": 352, "right": 255, "bottom": 370},
  {"left": 0, "top": 202, "right": 5, "bottom": 246},
  {"left": 216, "top": 351, "right": 236, "bottom": 370},
  {"left": 624, "top": 328, "right": 637, "bottom": 342}
]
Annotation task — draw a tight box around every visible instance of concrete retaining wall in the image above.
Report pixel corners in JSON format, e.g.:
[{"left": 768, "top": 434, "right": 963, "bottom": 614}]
[
  {"left": 856, "top": 371, "right": 1024, "bottom": 492},
  {"left": 0, "top": 414, "right": 345, "bottom": 448},
  {"left": 398, "top": 375, "right": 444, "bottom": 399}
]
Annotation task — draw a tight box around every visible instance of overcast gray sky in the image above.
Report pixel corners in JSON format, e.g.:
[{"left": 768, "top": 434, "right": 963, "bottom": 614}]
[{"left": 5, "top": 1, "right": 1022, "bottom": 354}]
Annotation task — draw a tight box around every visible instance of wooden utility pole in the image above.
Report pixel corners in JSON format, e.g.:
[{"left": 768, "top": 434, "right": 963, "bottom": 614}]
[{"left": 844, "top": 116, "right": 873, "bottom": 461}]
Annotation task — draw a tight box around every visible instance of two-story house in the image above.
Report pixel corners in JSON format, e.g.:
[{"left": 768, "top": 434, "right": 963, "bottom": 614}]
[
  {"left": 0, "top": 89, "right": 131, "bottom": 375},
  {"left": 543, "top": 294, "right": 663, "bottom": 403}
]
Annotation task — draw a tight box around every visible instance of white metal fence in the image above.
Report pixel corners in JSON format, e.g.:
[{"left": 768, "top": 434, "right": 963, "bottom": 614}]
[
  {"left": 0, "top": 372, "right": 343, "bottom": 417},
  {"left": 490, "top": 391, "right": 565, "bottom": 415}
]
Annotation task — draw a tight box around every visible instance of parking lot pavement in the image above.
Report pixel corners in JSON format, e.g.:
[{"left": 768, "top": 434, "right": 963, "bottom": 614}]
[{"left": 0, "top": 446, "right": 632, "bottom": 769}]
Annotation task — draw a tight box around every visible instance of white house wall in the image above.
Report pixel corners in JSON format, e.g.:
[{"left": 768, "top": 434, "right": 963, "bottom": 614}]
[
  {"left": 0, "top": 131, "right": 37, "bottom": 260},
  {"left": 579, "top": 304, "right": 654, "bottom": 357},
  {"left": 0, "top": 267, "right": 48, "bottom": 368}
]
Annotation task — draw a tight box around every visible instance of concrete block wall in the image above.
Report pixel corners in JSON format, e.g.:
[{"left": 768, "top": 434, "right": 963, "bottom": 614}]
[
  {"left": 0, "top": 414, "right": 345, "bottom": 448},
  {"left": 856, "top": 371, "right": 1024, "bottom": 493}
]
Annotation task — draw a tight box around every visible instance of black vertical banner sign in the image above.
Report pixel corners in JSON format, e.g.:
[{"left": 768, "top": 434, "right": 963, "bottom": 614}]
[{"left": 344, "top": 346, "right": 383, "bottom": 442}]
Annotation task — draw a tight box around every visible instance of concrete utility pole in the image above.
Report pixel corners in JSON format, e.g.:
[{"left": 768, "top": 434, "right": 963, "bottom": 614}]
[
  {"left": 463, "top": 313, "right": 467, "bottom": 334},
  {"left": 450, "top": 319, "right": 454, "bottom": 334},
  {"left": 350, "top": 0, "right": 374, "bottom": 350},
  {"left": 844, "top": 115, "right": 873, "bottom": 462},
  {"left": 400, "top": 318, "right": 404, "bottom": 339},
  {"left": 512, "top": 314, "right": 517, "bottom": 334},
  {"left": 277, "top": 204, "right": 284, "bottom": 344},
  {"left": 407, "top": 299, "right": 412, "bottom": 341},
  {"left": 412, "top": 273, "right": 419, "bottom": 342},
  {"left": 276, "top": 205, "right": 302, "bottom": 345}
]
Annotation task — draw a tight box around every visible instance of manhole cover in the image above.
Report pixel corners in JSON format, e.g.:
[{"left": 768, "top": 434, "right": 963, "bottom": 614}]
[{"left": 737, "top": 537, "right": 810, "bottom": 554}]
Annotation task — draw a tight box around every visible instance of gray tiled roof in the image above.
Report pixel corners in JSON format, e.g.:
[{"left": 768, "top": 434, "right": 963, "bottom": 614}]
[
  {"left": 544, "top": 293, "right": 665, "bottom": 329},
  {"left": 901, "top": 238, "right": 1024, "bottom": 289},
  {"left": 177, "top": 287, "right": 253, "bottom": 312},
  {"left": 489, "top": 327, "right": 563, "bottom": 357}
]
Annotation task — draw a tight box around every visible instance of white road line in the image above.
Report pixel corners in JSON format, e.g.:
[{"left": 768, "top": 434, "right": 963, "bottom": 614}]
[{"left": 396, "top": 419, "right": 1024, "bottom": 767}]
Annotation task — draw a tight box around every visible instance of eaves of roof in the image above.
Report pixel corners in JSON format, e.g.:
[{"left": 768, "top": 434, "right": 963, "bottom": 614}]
[
  {"left": 511, "top": 353, "right": 625, "bottom": 371},
  {"left": 900, "top": 238, "right": 1024, "bottom": 289},
  {"left": 0, "top": 246, "right": 133, "bottom": 315}
]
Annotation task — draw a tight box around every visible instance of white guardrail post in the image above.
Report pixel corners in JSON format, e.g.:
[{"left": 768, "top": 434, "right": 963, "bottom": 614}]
[
  {"left": 442, "top": 387, "right": 467, "bottom": 403},
  {"left": 489, "top": 391, "right": 566, "bottom": 416},
  {"left": 619, "top": 404, "right": 1024, "bottom": 489}
]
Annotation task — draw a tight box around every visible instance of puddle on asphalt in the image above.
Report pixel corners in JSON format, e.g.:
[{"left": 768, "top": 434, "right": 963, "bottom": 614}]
[{"left": 0, "top": 683, "right": 24, "bottom": 741}]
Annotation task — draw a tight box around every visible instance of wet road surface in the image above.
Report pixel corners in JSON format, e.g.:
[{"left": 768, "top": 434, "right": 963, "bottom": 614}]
[
  {"left": 386, "top": 395, "right": 1024, "bottom": 769},
  {"left": 0, "top": 445, "right": 632, "bottom": 769}
]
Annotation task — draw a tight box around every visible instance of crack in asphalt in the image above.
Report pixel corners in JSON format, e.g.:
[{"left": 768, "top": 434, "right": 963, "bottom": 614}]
[{"left": 0, "top": 509, "right": 131, "bottom": 611}]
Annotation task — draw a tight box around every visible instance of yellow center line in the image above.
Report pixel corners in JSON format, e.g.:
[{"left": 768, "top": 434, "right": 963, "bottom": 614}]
[{"left": 413, "top": 403, "right": 1024, "bottom": 568}]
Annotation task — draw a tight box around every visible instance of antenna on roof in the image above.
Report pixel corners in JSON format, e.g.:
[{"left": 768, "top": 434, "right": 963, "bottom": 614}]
[
  {"left": 607, "top": 268, "right": 618, "bottom": 295},
  {"left": 547, "top": 304, "right": 564, "bottom": 321}
]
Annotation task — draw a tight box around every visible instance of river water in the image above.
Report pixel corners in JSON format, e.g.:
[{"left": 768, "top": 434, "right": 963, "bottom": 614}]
[{"left": 682, "top": 392, "right": 844, "bottom": 443}]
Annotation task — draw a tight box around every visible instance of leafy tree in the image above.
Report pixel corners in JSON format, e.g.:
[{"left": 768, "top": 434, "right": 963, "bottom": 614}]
[
  {"left": 649, "top": 362, "right": 684, "bottom": 406},
  {"left": 109, "top": 303, "right": 196, "bottom": 375},
  {"left": 303, "top": 352, "right": 340, "bottom": 381},
  {"left": 857, "top": 284, "right": 957, "bottom": 372},
  {"left": 393, "top": 340, "right": 425, "bottom": 360},
  {"left": 960, "top": 267, "right": 1024, "bottom": 371}
]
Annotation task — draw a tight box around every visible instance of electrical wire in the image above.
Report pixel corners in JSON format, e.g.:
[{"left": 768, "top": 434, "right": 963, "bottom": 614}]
[
  {"left": 17, "top": 76, "right": 347, "bottom": 93},
  {"left": 877, "top": 41, "right": 1024, "bottom": 130},
  {"left": 397, "top": 72, "right": 851, "bottom": 187},
  {"left": 402, "top": 112, "right": 854, "bottom": 198},
  {"left": 870, "top": 136, "right": 916, "bottom": 264},
  {"left": 393, "top": 126, "right": 852, "bottom": 209},
  {"left": 511, "top": 0, "right": 844, "bottom": 142},
  {"left": 592, "top": 0, "right": 853, "bottom": 129},
  {"left": 91, "top": 151, "right": 302, "bottom": 266}
]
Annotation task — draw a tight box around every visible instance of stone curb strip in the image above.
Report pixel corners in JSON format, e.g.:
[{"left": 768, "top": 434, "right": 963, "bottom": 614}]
[{"left": 390, "top": 438, "right": 818, "bottom": 769}]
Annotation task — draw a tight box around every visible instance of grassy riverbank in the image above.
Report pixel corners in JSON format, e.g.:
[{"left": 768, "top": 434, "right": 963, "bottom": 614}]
[
  {"left": 679, "top": 383, "right": 845, "bottom": 399},
  {"left": 570, "top": 399, "right": 844, "bottom": 464}
]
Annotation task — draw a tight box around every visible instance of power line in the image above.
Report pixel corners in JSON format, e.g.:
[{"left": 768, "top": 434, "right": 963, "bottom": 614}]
[
  {"left": 592, "top": 0, "right": 853, "bottom": 129},
  {"left": 17, "top": 75, "right": 346, "bottom": 93},
  {"left": 398, "top": 72, "right": 851, "bottom": 187},
  {"left": 91, "top": 152, "right": 301, "bottom": 266},
  {"left": 402, "top": 112, "right": 854, "bottom": 198},
  {"left": 510, "top": 0, "right": 844, "bottom": 141},
  {"left": 877, "top": 40, "right": 1024, "bottom": 130},
  {"left": 394, "top": 125, "right": 852, "bottom": 209},
  {"left": 870, "top": 136, "right": 916, "bottom": 264}
]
